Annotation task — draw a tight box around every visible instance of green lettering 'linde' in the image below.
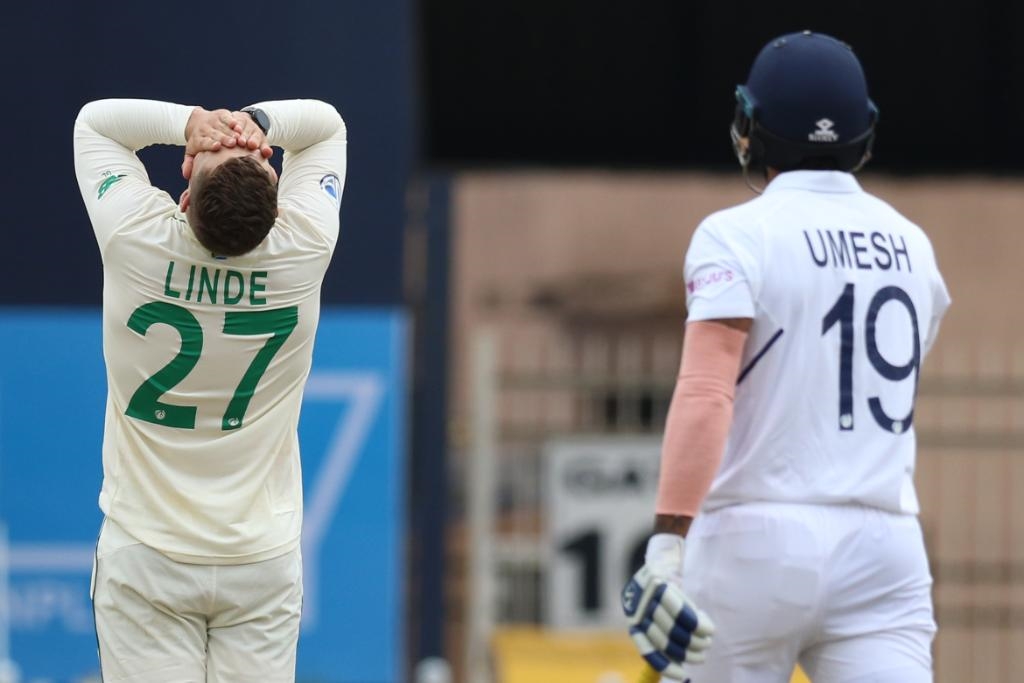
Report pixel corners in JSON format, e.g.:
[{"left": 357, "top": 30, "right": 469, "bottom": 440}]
[{"left": 163, "top": 261, "right": 269, "bottom": 306}]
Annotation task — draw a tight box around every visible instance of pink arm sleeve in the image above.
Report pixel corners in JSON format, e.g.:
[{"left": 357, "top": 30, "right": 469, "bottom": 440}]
[{"left": 654, "top": 320, "right": 749, "bottom": 517}]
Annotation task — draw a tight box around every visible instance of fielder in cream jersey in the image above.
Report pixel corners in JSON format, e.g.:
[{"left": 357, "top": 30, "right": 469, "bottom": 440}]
[{"left": 74, "top": 97, "right": 345, "bottom": 682}]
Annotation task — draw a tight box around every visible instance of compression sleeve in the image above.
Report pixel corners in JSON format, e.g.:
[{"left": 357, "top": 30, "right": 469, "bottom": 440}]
[{"left": 654, "top": 320, "right": 748, "bottom": 518}]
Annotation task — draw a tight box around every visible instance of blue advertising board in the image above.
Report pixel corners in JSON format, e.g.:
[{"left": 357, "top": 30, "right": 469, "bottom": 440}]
[{"left": 0, "top": 308, "right": 406, "bottom": 682}]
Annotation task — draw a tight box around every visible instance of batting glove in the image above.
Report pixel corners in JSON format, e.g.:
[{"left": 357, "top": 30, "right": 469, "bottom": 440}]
[{"left": 621, "top": 534, "right": 714, "bottom": 681}]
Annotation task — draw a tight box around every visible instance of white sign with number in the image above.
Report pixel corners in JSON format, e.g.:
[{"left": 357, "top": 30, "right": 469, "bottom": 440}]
[{"left": 543, "top": 436, "right": 662, "bottom": 630}]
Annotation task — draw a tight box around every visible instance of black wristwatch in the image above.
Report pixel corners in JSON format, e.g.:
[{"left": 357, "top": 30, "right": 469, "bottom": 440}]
[{"left": 241, "top": 107, "right": 270, "bottom": 135}]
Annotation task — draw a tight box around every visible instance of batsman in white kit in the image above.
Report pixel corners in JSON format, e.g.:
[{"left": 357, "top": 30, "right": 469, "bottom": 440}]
[
  {"left": 74, "top": 97, "right": 346, "bottom": 681},
  {"left": 621, "top": 32, "right": 950, "bottom": 682}
]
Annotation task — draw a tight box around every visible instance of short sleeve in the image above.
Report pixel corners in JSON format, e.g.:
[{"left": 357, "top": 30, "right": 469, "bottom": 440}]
[{"left": 684, "top": 218, "right": 761, "bottom": 322}]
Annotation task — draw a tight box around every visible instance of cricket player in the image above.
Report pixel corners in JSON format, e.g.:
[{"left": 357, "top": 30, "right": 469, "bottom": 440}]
[
  {"left": 622, "top": 32, "right": 950, "bottom": 682},
  {"left": 74, "top": 97, "right": 346, "bottom": 681}
]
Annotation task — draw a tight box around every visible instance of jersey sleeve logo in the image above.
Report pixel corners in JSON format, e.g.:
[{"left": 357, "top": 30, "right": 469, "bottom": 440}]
[
  {"left": 686, "top": 269, "right": 734, "bottom": 294},
  {"left": 97, "top": 173, "right": 126, "bottom": 199},
  {"left": 319, "top": 174, "right": 341, "bottom": 206}
]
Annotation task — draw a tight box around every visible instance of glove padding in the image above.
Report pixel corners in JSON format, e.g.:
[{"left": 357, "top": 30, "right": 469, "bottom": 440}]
[{"left": 621, "top": 534, "right": 714, "bottom": 681}]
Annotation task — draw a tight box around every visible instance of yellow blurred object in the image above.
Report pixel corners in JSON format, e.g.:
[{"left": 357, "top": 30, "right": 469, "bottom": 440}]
[
  {"left": 492, "top": 627, "right": 642, "bottom": 683},
  {"left": 791, "top": 666, "right": 811, "bottom": 683},
  {"left": 491, "top": 627, "right": 811, "bottom": 683},
  {"left": 637, "top": 664, "right": 661, "bottom": 683}
]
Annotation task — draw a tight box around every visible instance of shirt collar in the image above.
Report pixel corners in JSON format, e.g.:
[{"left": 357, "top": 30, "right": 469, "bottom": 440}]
[{"left": 763, "top": 170, "right": 862, "bottom": 194}]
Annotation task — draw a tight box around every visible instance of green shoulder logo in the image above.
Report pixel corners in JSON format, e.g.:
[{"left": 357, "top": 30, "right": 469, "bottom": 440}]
[{"left": 97, "top": 174, "right": 126, "bottom": 199}]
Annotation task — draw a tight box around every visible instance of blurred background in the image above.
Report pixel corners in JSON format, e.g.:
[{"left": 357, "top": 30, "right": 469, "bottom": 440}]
[{"left": 1, "top": 1, "right": 1023, "bottom": 682}]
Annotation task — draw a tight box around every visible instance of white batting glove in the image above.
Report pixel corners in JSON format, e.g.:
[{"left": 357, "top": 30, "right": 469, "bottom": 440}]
[{"left": 621, "top": 534, "right": 715, "bottom": 681}]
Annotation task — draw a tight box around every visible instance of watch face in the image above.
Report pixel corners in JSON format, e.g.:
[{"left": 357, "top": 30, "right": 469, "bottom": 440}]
[{"left": 246, "top": 108, "right": 270, "bottom": 134}]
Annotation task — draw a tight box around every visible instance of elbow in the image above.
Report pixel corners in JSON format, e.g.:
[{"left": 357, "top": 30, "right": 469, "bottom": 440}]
[
  {"left": 312, "top": 100, "right": 347, "bottom": 141},
  {"left": 75, "top": 101, "right": 97, "bottom": 126},
  {"left": 75, "top": 99, "right": 114, "bottom": 129},
  {"left": 327, "top": 105, "right": 347, "bottom": 142},
  {"left": 74, "top": 101, "right": 102, "bottom": 138}
]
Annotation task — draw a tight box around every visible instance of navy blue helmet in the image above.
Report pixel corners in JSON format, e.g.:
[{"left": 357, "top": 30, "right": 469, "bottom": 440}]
[{"left": 730, "top": 31, "right": 878, "bottom": 174}]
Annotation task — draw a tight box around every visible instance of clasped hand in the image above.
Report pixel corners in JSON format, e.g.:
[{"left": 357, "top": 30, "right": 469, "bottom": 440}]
[{"left": 182, "top": 108, "right": 274, "bottom": 180}]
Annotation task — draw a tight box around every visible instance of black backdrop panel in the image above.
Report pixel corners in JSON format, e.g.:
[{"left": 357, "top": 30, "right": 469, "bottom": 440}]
[{"left": 422, "top": 0, "right": 1020, "bottom": 171}]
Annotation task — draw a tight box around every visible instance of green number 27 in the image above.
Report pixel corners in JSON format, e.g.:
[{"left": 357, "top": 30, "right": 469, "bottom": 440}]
[{"left": 124, "top": 301, "right": 299, "bottom": 431}]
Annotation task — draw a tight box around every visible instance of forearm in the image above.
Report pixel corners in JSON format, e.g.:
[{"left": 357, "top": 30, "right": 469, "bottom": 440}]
[
  {"left": 653, "top": 320, "right": 748, "bottom": 531},
  {"left": 250, "top": 99, "right": 345, "bottom": 152},
  {"left": 75, "top": 99, "right": 193, "bottom": 151},
  {"left": 654, "top": 377, "right": 734, "bottom": 521}
]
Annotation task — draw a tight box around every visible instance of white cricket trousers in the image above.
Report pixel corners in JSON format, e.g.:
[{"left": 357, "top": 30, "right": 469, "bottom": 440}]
[
  {"left": 91, "top": 518, "right": 303, "bottom": 683},
  {"left": 677, "top": 503, "right": 936, "bottom": 683}
]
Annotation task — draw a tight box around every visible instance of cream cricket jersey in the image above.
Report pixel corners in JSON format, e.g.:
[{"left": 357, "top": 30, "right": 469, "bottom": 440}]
[
  {"left": 74, "top": 99, "right": 346, "bottom": 563},
  {"left": 685, "top": 171, "right": 950, "bottom": 515}
]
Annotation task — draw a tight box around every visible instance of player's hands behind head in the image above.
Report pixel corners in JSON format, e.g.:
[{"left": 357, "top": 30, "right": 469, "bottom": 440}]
[
  {"left": 621, "top": 534, "right": 714, "bottom": 681},
  {"left": 181, "top": 107, "right": 274, "bottom": 180},
  {"left": 230, "top": 110, "right": 273, "bottom": 159}
]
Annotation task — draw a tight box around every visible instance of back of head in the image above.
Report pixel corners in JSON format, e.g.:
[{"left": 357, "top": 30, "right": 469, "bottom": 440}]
[
  {"left": 730, "top": 31, "right": 878, "bottom": 174},
  {"left": 188, "top": 156, "right": 278, "bottom": 257}
]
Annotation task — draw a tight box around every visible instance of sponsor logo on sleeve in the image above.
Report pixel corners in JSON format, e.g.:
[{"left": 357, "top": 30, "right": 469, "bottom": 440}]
[
  {"left": 686, "top": 269, "right": 734, "bottom": 294},
  {"left": 319, "top": 173, "right": 341, "bottom": 206},
  {"left": 97, "top": 174, "right": 126, "bottom": 199}
]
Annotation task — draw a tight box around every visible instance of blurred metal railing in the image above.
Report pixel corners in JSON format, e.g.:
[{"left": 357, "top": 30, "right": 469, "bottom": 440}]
[{"left": 460, "top": 323, "right": 1024, "bottom": 683}]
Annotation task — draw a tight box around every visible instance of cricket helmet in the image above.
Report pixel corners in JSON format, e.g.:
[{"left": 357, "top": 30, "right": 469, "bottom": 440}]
[{"left": 730, "top": 31, "right": 878, "bottom": 175}]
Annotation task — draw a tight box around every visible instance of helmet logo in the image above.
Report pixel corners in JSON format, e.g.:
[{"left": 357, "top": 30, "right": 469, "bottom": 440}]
[{"left": 809, "top": 118, "right": 839, "bottom": 143}]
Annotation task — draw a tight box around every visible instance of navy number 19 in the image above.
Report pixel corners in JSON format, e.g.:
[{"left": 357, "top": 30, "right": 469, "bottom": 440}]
[{"left": 821, "top": 283, "right": 920, "bottom": 434}]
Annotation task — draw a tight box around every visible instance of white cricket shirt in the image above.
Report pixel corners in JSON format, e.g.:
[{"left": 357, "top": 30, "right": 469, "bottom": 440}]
[
  {"left": 74, "top": 99, "right": 346, "bottom": 563},
  {"left": 685, "top": 171, "right": 950, "bottom": 515}
]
